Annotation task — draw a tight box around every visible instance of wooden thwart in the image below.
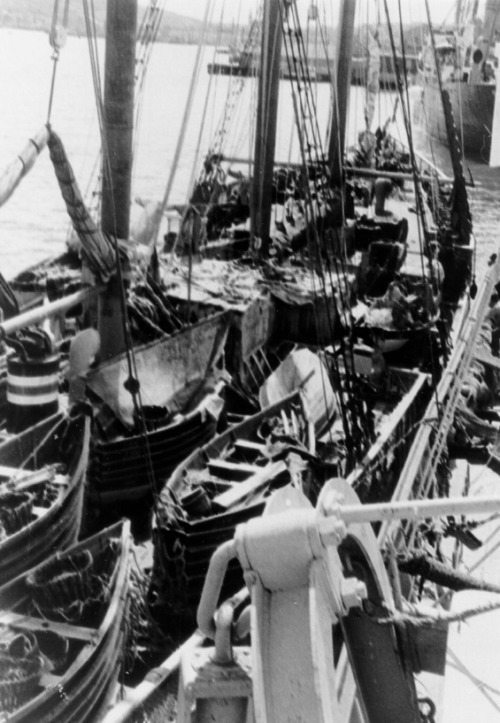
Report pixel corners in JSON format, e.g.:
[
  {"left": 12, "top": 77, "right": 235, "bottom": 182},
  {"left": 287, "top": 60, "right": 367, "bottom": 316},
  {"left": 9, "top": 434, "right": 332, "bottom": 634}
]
[
  {"left": 213, "top": 459, "right": 287, "bottom": 510},
  {"left": 0, "top": 611, "right": 97, "bottom": 642},
  {"left": 233, "top": 439, "right": 268, "bottom": 458},
  {"left": 208, "top": 459, "right": 264, "bottom": 480}
]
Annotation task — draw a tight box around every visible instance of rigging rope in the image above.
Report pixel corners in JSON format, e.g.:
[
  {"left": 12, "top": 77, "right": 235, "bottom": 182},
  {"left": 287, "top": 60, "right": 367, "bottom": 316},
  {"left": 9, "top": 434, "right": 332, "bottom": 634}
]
[
  {"left": 380, "top": 593, "right": 500, "bottom": 628},
  {"left": 447, "top": 648, "right": 500, "bottom": 712},
  {"left": 47, "top": 0, "right": 70, "bottom": 123},
  {"left": 281, "top": 12, "right": 341, "bottom": 365},
  {"left": 280, "top": 3, "right": 371, "bottom": 464},
  {"left": 82, "top": 0, "right": 161, "bottom": 502},
  {"left": 133, "top": 0, "right": 166, "bottom": 167},
  {"left": 156, "top": 1, "right": 214, "bottom": 261},
  {"left": 380, "top": 0, "right": 446, "bottom": 447}
]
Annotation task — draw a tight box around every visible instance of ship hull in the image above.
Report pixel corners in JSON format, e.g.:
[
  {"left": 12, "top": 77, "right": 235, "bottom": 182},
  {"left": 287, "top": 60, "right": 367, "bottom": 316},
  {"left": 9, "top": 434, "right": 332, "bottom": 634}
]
[{"left": 419, "top": 80, "right": 496, "bottom": 162}]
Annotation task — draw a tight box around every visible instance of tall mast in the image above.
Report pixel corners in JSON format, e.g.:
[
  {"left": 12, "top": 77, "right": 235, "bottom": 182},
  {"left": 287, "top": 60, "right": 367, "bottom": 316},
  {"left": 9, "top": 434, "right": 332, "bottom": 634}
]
[
  {"left": 98, "top": 0, "right": 138, "bottom": 362},
  {"left": 251, "top": 0, "right": 284, "bottom": 255},
  {"left": 328, "top": 0, "right": 356, "bottom": 187},
  {"left": 101, "top": 0, "right": 137, "bottom": 239}
]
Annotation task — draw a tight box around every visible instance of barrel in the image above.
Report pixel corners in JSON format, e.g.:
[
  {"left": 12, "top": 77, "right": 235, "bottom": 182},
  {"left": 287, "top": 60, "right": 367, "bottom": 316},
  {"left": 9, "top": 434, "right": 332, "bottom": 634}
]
[{"left": 6, "top": 354, "right": 59, "bottom": 433}]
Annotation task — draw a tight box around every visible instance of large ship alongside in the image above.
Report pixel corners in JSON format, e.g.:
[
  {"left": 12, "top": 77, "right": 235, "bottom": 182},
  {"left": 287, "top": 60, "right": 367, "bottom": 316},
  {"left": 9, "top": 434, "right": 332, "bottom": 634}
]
[{"left": 417, "top": 0, "right": 500, "bottom": 163}]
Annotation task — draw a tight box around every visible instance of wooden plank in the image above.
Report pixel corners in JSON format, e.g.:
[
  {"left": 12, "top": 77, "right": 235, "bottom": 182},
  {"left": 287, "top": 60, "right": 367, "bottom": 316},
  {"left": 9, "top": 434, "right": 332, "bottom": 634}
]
[
  {"left": 213, "top": 460, "right": 287, "bottom": 510},
  {"left": 0, "top": 611, "right": 96, "bottom": 642},
  {"left": 0, "top": 464, "right": 24, "bottom": 479},
  {"left": 234, "top": 439, "right": 267, "bottom": 453},
  {"left": 233, "top": 439, "right": 268, "bottom": 459},
  {"left": 280, "top": 410, "right": 291, "bottom": 435},
  {"left": 207, "top": 459, "right": 264, "bottom": 480}
]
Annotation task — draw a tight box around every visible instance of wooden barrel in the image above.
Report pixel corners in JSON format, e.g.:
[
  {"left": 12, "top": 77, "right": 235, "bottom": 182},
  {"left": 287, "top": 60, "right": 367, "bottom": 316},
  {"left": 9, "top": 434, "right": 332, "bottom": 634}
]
[{"left": 6, "top": 354, "right": 59, "bottom": 433}]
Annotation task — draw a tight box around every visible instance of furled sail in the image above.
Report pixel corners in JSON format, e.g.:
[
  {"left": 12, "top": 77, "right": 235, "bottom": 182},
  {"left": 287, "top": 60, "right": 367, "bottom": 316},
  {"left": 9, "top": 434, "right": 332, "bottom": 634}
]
[
  {"left": 0, "top": 126, "right": 49, "bottom": 207},
  {"left": 47, "top": 128, "right": 119, "bottom": 283}
]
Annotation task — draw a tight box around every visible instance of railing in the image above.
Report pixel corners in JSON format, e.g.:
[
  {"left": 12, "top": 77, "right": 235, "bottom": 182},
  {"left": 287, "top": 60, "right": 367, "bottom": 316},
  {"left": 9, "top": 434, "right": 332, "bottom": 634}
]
[
  {"left": 346, "top": 369, "right": 431, "bottom": 504},
  {"left": 379, "top": 251, "right": 500, "bottom": 547}
]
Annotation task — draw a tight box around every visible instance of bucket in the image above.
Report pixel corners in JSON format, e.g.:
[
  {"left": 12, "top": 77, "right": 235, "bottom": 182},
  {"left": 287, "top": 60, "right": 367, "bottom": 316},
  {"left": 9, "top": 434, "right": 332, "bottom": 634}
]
[{"left": 6, "top": 353, "right": 59, "bottom": 433}]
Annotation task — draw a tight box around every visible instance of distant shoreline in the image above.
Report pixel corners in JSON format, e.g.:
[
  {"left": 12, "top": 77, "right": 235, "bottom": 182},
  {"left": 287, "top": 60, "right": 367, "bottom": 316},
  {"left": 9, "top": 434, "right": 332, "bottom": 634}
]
[
  {"left": 0, "top": 5, "right": 230, "bottom": 45},
  {"left": 0, "top": 6, "right": 425, "bottom": 55}
]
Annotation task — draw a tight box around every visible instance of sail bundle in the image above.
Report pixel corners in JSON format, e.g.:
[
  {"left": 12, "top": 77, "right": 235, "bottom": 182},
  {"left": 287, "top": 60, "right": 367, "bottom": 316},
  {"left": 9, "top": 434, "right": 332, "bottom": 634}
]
[
  {"left": 0, "top": 127, "right": 49, "bottom": 208},
  {"left": 47, "top": 128, "right": 120, "bottom": 284}
]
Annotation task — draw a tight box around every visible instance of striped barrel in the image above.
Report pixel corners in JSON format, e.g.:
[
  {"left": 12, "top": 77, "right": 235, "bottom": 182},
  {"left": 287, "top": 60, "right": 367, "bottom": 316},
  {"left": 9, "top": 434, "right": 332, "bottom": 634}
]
[{"left": 6, "top": 354, "right": 59, "bottom": 433}]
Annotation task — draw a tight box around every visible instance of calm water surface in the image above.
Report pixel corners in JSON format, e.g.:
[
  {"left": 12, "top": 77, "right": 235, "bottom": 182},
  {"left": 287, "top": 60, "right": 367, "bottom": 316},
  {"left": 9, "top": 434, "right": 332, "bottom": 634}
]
[{"left": 0, "top": 28, "right": 499, "bottom": 280}]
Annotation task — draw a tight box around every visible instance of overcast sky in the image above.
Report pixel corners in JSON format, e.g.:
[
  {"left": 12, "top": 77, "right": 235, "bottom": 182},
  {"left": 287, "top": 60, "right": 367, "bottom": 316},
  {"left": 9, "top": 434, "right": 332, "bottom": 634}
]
[{"left": 159, "top": 0, "right": 460, "bottom": 26}]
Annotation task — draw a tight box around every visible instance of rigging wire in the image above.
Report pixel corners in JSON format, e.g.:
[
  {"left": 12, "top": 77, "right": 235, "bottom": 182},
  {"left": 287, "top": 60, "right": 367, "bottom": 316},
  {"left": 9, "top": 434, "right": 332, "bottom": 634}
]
[
  {"left": 75, "top": 0, "right": 166, "bottom": 245},
  {"left": 154, "top": 1, "right": 214, "bottom": 260},
  {"left": 447, "top": 648, "right": 500, "bottom": 711},
  {"left": 133, "top": 0, "right": 166, "bottom": 169},
  {"left": 281, "top": 9, "right": 347, "bottom": 438},
  {"left": 82, "top": 0, "right": 162, "bottom": 503},
  {"left": 383, "top": 0, "right": 444, "bottom": 414},
  {"left": 396, "top": 0, "right": 442, "bottom": 373},
  {"left": 280, "top": 3, "right": 371, "bottom": 464},
  {"left": 47, "top": 0, "right": 70, "bottom": 123}
]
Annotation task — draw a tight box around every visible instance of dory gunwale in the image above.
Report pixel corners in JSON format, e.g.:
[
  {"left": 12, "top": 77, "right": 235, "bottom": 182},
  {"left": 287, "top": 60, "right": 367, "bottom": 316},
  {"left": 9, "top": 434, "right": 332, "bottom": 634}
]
[
  {"left": 0, "top": 519, "right": 131, "bottom": 723},
  {"left": 0, "top": 411, "right": 90, "bottom": 584}
]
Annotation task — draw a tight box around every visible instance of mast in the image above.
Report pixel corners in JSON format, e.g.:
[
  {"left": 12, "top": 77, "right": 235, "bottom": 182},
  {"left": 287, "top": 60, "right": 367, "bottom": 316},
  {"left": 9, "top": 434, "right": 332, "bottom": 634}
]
[
  {"left": 251, "top": 0, "right": 284, "bottom": 255},
  {"left": 98, "top": 0, "right": 138, "bottom": 362},
  {"left": 484, "top": 0, "right": 500, "bottom": 36},
  {"left": 328, "top": 0, "right": 356, "bottom": 186}
]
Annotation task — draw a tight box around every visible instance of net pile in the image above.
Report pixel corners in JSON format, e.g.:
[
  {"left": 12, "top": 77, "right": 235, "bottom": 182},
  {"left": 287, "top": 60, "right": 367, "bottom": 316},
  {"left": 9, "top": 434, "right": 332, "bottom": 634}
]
[
  {"left": 0, "top": 630, "right": 42, "bottom": 714},
  {"left": 0, "top": 491, "right": 34, "bottom": 540},
  {"left": 26, "top": 541, "right": 118, "bottom": 625}
]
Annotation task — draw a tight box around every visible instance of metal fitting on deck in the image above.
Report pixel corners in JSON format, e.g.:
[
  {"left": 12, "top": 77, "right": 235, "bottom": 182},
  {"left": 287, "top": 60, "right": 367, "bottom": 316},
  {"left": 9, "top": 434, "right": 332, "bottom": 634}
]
[{"left": 341, "top": 578, "right": 368, "bottom": 611}]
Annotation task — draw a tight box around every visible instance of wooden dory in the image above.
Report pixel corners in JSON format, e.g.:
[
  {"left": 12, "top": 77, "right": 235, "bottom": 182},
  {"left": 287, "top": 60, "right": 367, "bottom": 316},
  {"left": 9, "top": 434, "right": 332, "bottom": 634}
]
[
  {"left": 149, "top": 391, "right": 315, "bottom": 631},
  {"left": 0, "top": 411, "right": 90, "bottom": 584},
  {"left": 86, "top": 311, "right": 231, "bottom": 505},
  {"left": 0, "top": 520, "right": 131, "bottom": 722}
]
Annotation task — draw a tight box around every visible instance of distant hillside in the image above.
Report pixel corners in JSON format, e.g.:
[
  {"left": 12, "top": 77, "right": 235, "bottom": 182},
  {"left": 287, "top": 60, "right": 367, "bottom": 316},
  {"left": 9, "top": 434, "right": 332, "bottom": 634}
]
[
  {"left": 0, "top": 0, "right": 232, "bottom": 44},
  {"left": 0, "top": 1, "right": 425, "bottom": 54}
]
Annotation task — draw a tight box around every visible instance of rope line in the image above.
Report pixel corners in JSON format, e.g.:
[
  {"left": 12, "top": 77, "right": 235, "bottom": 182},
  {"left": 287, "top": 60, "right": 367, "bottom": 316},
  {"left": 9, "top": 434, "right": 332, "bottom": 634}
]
[{"left": 380, "top": 593, "right": 500, "bottom": 627}]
